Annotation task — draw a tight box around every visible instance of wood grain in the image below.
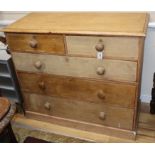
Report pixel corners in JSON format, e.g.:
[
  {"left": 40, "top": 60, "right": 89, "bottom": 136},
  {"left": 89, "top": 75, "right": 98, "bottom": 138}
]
[
  {"left": 26, "top": 111, "right": 136, "bottom": 140},
  {"left": 66, "top": 36, "right": 139, "bottom": 60},
  {"left": 18, "top": 71, "right": 136, "bottom": 108},
  {"left": 137, "top": 128, "right": 155, "bottom": 138},
  {"left": 139, "top": 112, "right": 155, "bottom": 125},
  {"left": 0, "top": 97, "right": 10, "bottom": 120},
  {"left": 23, "top": 93, "right": 134, "bottom": 130},
  {"left": 6, "top": 33, "right": 65, "bottom": 54},
  {"left": 132, "top": 38, "right": 147, "bottom": 129},
  {"left": 13, "top": 114, "right": 137, "bottom": 141},
  {"left": 3, "top": 13, "right": 149, "bottom": 36},
  {"left": 138, "top": 111, "right": 155, "bottom": 131},
  {"left": 12, "top": 52, "right": 137, "bottom": 82},
  {"left": 12, "top": 113, "right": 155, "bottom": 142}
]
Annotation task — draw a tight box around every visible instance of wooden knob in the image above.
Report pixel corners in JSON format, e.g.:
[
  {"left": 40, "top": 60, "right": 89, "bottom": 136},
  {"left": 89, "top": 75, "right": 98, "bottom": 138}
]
[
  {"left": 99, "top": 112, "right": 106, "bottom": 120},
  {"left": 95, "top": 41, "right": 104, "bottom": 52},
  {"left": 34, "top": 61, "right": 42, "bottom": 69},
  {"left": 44, "top": 102, "right": 51, "bottom": 110},
  {"left": 29, "top": 39, "right": 38, "bottom": 48},
  {"left": 97, "top": 90, "right": 105, "bottom": 99},
  {"left": 38, "top": 81, "right": 46, "bottom": 90},
  {"left": 96, "top": 67, "right": 105, "bottom": 75}
]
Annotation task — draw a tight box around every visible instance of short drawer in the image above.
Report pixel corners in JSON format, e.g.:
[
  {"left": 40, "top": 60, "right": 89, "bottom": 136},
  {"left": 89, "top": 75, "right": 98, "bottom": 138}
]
[
  {"left": 18, "top": 72, "right": 136, "bottom": 108},
  {"left": 24, "top": 93, "right": 134, "bottom": 130},
  {"left": 66, "top": 36, "right": 139, "bottom": 60},
  {"left": 6, "top": 33, "right": 65, "bottom": 54},
  {"left": 12, "top": 53, "right": 137, "bottom": 82}
]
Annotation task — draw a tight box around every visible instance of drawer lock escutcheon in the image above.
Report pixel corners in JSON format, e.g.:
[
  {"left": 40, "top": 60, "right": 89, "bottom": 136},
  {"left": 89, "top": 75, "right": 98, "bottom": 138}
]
[{"left": 95, "top": 40, "right": 104, "bottom": 59}]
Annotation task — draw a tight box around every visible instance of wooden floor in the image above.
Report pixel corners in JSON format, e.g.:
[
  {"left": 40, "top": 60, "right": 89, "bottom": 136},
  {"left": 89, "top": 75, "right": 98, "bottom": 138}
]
[
  {"left": 11, "top": 103, "right": 155, "bottom": 143},
  {"left": 138, "top": 104, "right": 155, "bottom": 139}
]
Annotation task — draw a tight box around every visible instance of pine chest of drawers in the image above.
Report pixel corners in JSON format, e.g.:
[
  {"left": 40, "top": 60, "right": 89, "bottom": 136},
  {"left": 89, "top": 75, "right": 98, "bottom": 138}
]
[{"left": 3, "top": 13, "right": 149, "bottom": 140}]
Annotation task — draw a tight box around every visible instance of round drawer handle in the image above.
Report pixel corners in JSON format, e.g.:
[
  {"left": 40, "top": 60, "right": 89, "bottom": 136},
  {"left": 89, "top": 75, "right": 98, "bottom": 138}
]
[
  {"left": 99, "top": 112, "right": 106, "bottom": 120},
  {"left": 29, "top": 39, "right": 38, "bottom": 48},
  {"left": 44, "top": 102, "right": 51, "bottom": 110},
  {"left": 34, "top": 61, "right": 42, "bottom": 69},
  {"left": 97, "top": 90, "right": 106, "bottom": 99},
  {"left": 95, "top": 41, "right": 104, "bottom": 52},
  {"left": 96, "top": 67, "right": 105, "bottom": 75},
  {"left": 38, "top": 81, "right": 46, "bottom": 90}
]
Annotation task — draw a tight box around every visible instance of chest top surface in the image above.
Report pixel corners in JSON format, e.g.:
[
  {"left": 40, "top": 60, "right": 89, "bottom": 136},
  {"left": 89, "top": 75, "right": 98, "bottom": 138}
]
[{"left": 3, "top": 12, "right": 149, "bottom": 36}]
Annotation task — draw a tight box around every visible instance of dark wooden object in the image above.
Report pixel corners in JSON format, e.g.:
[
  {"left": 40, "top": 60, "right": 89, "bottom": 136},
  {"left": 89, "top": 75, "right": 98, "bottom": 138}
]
[
  {"left": 0, "top": 98, "right": 10, "bottom": 120},
  {"left": 0, "top": 36, "right": 6, "bottom": 45},
  {"left": 150, "top": 73, "right": 155, "bottom": 114},
  {"left": 0, "top": 98, "right": 17, "bottom": 143}
]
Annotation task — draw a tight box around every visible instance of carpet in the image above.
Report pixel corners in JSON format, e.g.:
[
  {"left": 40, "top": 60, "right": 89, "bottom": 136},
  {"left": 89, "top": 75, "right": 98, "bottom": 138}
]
[{"left": 24, "top": 136, "right": 50, "bottom": 143}]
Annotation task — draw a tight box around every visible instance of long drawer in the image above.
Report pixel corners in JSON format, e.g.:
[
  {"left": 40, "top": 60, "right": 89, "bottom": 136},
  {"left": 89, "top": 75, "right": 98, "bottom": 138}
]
[
  {"left": 66, "top": 36, "right": 139, "bottom": 60},
  {"left": 12, "top": 53, "right": 137, "bottom": 82},
  {"left": 18, "top": 71, "right": 136, "bottom": 108},
  {"left": 6, "top": 33, "right": 65, "bottom": 54},
  {"left": 24, "top": 93, "right": 134, "bottom": 130}
]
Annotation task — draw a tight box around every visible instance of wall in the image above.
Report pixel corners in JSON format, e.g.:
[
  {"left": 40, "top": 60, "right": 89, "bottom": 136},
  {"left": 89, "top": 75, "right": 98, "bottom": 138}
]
[
  {"left": 0, "top": 11, "right": 155, "bottom": 103},
  {"left": 141, "top": 28, "right": 155, "bottom": 102}
]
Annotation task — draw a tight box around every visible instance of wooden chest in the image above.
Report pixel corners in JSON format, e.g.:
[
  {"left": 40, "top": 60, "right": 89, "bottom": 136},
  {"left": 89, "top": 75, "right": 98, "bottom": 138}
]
[{"left": 3, "top": 13, "right": 149, "bottom": 139}]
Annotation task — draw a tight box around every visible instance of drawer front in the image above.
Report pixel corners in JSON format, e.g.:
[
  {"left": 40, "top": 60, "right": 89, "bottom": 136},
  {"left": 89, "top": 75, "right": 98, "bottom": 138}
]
[
  {"left": 6, "top": 33, "right": 65, "bottom": 54},
  {"left": 18, "top": 72, "right": 136, "bottom": 108},
  {"left": 24, "top": 93, "right": 134, "bottom": 130},
  {"left": 12, "top": 53, "right": 137, "bottom": 82},
  {"left": 66, "top": 36, "right": 139, "bottom": 60}
]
